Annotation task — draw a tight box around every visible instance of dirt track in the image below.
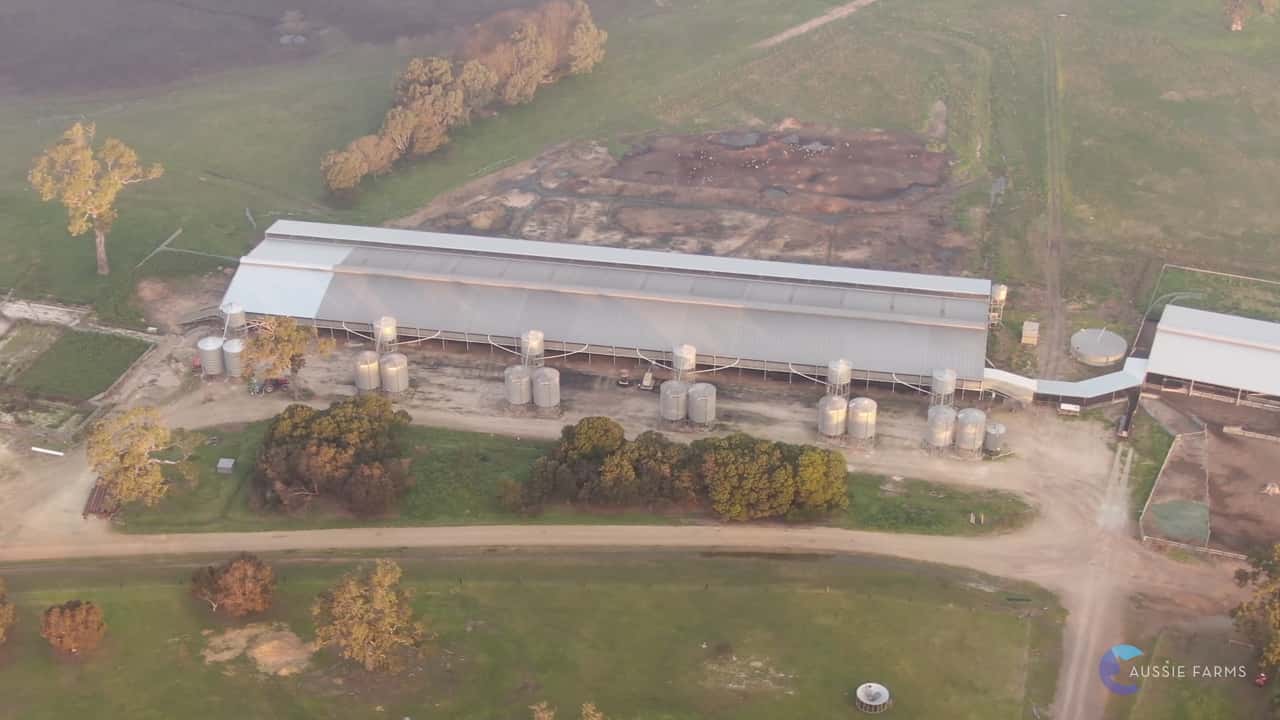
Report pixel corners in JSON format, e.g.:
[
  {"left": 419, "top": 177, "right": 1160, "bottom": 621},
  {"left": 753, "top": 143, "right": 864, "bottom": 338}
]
[{"left": 752, "top": 0, "right": 882, "bottom": 49}]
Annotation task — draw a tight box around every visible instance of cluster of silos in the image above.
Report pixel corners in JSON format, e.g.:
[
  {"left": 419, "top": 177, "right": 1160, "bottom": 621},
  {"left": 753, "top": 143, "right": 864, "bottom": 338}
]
[
  {"left": 815, "top": 358, "right": 877, "bottom": 444},
  {"left": 196, "top": 334, "right": 247, "bottom": 379},
  {"left": 353, "top": 349, "right": 411, "bottom": 393},
  {"left": 503, "top": 329, "right": 560, "bottom": 411},
  {"left": 924, "top": 405, "right": 1007, "bottom": 457}
]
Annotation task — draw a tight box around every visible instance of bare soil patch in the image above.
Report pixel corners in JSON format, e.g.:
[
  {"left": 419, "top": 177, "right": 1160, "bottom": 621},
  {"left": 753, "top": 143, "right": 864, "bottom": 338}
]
[
  {"left": 136, "top": 273, "right": 232, "bottom": 333},
  {"left": 202, "top": 622, "right": 314, "bottom": 676},
  {"left": 393, "top": 123, "right": 975, "bottom": 276}
]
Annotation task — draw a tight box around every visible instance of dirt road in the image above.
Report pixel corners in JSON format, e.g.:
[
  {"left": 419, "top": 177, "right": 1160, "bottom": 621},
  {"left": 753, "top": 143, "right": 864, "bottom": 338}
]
[
  {"left": 752, "top": 0, "right": 882, "bottom": 49},
  {"left": 1037, "top": 12, "right": 1071, "bottom": 378}
]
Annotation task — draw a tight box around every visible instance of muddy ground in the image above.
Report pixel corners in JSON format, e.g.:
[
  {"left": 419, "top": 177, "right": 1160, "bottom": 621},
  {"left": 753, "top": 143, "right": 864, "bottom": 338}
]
[
  {"left": 0, "top": 0, "right": 589, "bottom": 95},
  {"left": 393, "top": 122, "right": 979, "bottom": 276},
  {"left": 1157, "top": 395, "right": 1280, "bottom": 556}
]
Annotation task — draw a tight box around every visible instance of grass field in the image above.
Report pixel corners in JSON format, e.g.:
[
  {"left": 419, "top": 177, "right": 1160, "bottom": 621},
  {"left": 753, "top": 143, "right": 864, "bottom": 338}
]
[
  {"left": 1126, "top": 409, "right": 1176, "bottom": 520},
  {"left": 0, "top": 322, "right": 62, "bottom": 384},
  {"left": 1103, "top": 622, "right": 1267, "bottom": 720},
  {"left": 11, "top": 330, "right": 150, "bottom": 402},
  {"left": 119, "top": 422, "right": 1033, "bottom": 535},
  {"left": 0, "top": 551, "right": 1064, "bottom": 720}
]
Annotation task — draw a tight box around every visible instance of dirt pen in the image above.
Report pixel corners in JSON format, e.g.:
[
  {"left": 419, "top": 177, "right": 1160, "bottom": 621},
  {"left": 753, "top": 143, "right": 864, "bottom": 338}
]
[{"left": 1138, "top": 395, "right": 1280, "bottom": 559}]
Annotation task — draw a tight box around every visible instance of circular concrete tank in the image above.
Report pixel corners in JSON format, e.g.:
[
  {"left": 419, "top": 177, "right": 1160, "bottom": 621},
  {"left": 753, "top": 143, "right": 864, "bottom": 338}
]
[{"left": 1070, "top": 328, "right": 1127, "bottom": 367}]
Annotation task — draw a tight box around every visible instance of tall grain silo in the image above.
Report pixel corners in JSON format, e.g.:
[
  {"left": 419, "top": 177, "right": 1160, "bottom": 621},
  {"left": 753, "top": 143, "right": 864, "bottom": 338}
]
[
  {"left": 818, "top": 395, "right": 848, "bottom": 437},
  {"left": 220, "top": 302, "right": 247, "bottom": 336},
  {"left": 504, "top": 365, "right": 532, "bottom": 405},
  {"left": 848, "top": 397, "right": 878, "bottom": 443},
  {"left": 660, "top": 380, "right": 690, "bottom": 421},
  {"left": 221, "top": 338, "right": 245, "bottom": 379},
  {"left": 955, "top": 408, "right": 987, "bottom": 455},
  {"left": 924, "top": 405, "right": 957, "bottom": 450},
  {"left": 374, "top": 316, "right": 398, "bottom": 349},
  {"left": 930, "top": 368, "right": 957, "bottom": 407},
  {"left": 354, "top": 350, "right": 381, "bottom": 391},
  {"left": 521, "top": 330, "right": 546, "bottom": 367},
  {"left": 687, "top": 382, "right": 717, "bottom": 425},
  {"left": 672, "top": 344, "right": 697, "bottom": 376},
  {"left": 379, "top": 353, "right": 409, "bottom": 394},
  {"left": 532, "top": 366, "right": 561, "bottom": 409},
  {"left": 197, "top": 336, "right": 225, "bottom": 377},
  {"left": 984, "top": 422, "right": 1008, "bottom": 455},
  {"left": 827, "top": 358, "right": 852, "bottom": 397}
]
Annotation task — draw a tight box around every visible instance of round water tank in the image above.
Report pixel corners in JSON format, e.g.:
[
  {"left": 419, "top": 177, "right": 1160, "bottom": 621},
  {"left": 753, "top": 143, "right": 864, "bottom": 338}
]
[
  {"left": 955, "top": 408, "right": 988, "bottom": 453},
  {"left": 504, "top": 365, "right": 532, "bottom": 405},
  {"left": 220, "top": 302, "right": 246, "bottom": 332},
  {"left": 984, "top": 422, "right": 1007, "bottom": 454},
  {"left": 687, "top": 382, "right": 717, "bottom": 425},
  {"left": 532, "top": 367, "right": 561, "bottom": 408},
  {"left": 1070, "top": 328, "right": 1127, "bottom": 367},
  {"left": 818, "top": 394, "right": 848, "bottom": 437},
  {"left": 521, "top": 330, "right": 545, "bottom": 361},
  {"left": 374, "top": 316, "right": 398, "bottom": 346},
  {"left": 854, "top": 682, "right": 892, "bottom": 714},
  {"left": 826, "top": 358, "right": 852, "bottom": 389},
  {"left": 925, "top": 406, "right": 957, "bottom": 449},
  {"left": 660, "top": 380, "right": 690, "bottom": 421},
  {"left": 354, "top": 350, "right": 381, "bottom": 391},
  {"left": 991, "top": 283, "right": 1009, "bottom": 304},
  {"left": 931, "top": 368, "right": 957, "bottom": 398},
  {"left": 671, "top": 344, "right": 698, "bottom": 373},
  {"left": 221, "top": 338, "right": 245, "bottom": 379},
  {"left": 197, "top": 336, "right": 225, "bottom": 376},
  {"left": 848, "top": 397, "right": 878, "bottom": 442},
  {"left": 380, "top": 353, "right": 409, "bottom": 394}
]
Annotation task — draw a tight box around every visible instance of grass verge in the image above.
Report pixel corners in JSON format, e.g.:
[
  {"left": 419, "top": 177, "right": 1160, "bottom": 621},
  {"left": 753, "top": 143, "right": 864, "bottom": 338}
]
[
  {"left": 0, "top": 550, "right": 1063, "bottom": 720},
  {"left": 1126, "top": 409, "right": 1175, "bottom": 520}
]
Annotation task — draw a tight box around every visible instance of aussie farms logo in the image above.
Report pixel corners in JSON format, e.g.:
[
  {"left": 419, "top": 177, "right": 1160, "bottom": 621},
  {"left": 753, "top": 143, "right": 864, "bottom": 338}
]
[{"left": 1098, "top": 643, "right": 1250, "bottom": 695}]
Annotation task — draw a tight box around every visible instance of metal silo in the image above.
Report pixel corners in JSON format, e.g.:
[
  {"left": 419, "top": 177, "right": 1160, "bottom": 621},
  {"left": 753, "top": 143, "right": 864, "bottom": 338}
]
[
  {"left": 991, "top": 284, "right": 1009, "bottom": 304},
  {"left": 220, "top": 302, "right": 246, "bottom": 335},
  {"left": 197, "top": 336, "right": 225, "bottom": 376},
  {"left": 827, "top": 358, "right": 852, "bottom": 396},
  {"left": 660, "top": 380, "right": 690, "bottom": 421},
  {"left": 221, "top": 338, "right": 245, "bottom": 378},
  {"left": 848, "top": 397, "right": 878, "bottom": 442},
  {"left": 984, "top": 422, "right": 1007, "bottom": 454},
  {"left": 687, "top": 382, "right": 717, "bottom": 425},
  {"left": 521, "top": 330, "right": 545, "bottom": 367},
  {"left": 374, "top": 316, "right": 398, "bottom": 347},
  {"left": 504, "top": 365, "right": 532, "bottom": 405},
  {"left": 671, "top": 344, "right": 697, "bottom": 375},
  {"left": 532, "top": 366, "right": 561, "bottom": 409},
  {"left": 955, "top": 408, "right": 987, "bottom": 454},
  {"left": 818, "top": 395, "right": 848, "bottom": 437},
  {"left": 354, "top": 351, "right": 381, "bottom": 391},
  {"left": 924, "top": 406, "right": 957, "bottom": 450},
  {"left": 930, "top": 368, "right": 957, "bottom": 407},
  {"left": 380, "top": 353, "right": 409, "bottom": 394}
]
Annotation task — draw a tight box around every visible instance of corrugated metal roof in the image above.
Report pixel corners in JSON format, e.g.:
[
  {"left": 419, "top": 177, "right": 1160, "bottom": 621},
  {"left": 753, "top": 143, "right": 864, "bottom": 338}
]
[
  {"left": 222, "top": 223, "right": 994, "bottom": 379},
  {"left": 1148, "top": 305, "right": 1280, "bottom": 396},
  {"left": 263, "top": 220, "right": 994, "bottom": 297}
]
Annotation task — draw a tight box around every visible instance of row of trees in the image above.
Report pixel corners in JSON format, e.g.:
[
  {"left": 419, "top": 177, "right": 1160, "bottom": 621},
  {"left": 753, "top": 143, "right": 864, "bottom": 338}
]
[
  {"left": 322, "top": 0, "right": 606, "bottom": 194},
  {"left": 256, "top": 395, "right": 413, "bottom": 515},
  {"left": 518, "top": 418, "right": 850, "bottom": 521}
]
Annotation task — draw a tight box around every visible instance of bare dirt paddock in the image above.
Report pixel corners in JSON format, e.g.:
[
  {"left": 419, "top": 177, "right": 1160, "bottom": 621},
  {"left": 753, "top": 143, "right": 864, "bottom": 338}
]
[
  {"left": 1157, "top": 395, "right": 1280, "bottom": 556},
  {"left": 394, "top": 122, "right": 978, "bottom": 276}
]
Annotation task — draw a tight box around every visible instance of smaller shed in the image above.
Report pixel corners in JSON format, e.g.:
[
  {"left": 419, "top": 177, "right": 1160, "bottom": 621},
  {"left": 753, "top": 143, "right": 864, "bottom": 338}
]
[
  {"left": 1021, "top": 321, "right": 1040, "bottom": 346},
  {"left": 216, "top": 458, "right": 236, "bottom": 475}
]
